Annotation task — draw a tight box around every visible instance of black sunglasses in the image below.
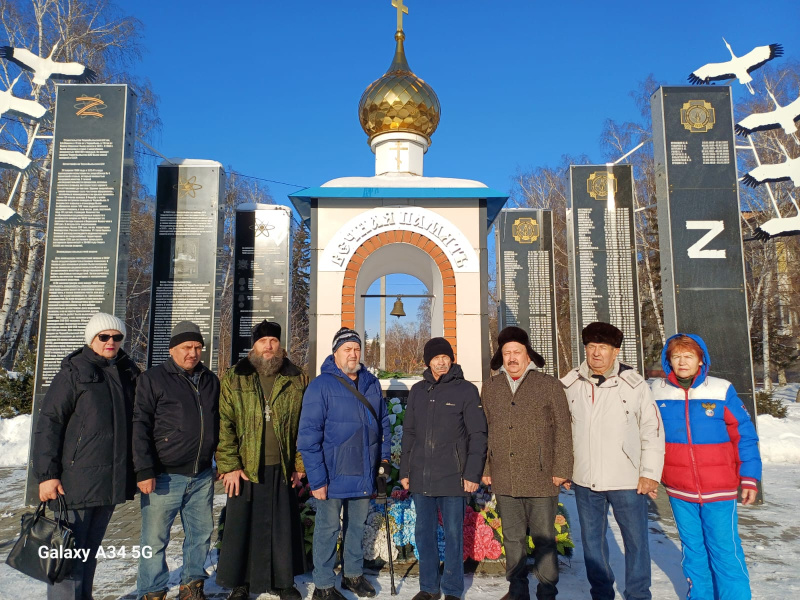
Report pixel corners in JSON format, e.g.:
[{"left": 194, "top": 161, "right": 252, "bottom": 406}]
[{"left": 97, "top": 334, "right": 124, "bottom": 342}]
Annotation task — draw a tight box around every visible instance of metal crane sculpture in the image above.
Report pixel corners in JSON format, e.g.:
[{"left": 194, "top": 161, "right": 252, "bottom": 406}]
[{"left": 688, "top": 39, "right": 783, "bottom": 94}]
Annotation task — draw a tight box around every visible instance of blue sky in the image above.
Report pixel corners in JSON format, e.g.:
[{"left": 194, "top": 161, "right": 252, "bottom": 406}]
[{"left": 121, "top": 0, "right": 799, "bottom": 335}]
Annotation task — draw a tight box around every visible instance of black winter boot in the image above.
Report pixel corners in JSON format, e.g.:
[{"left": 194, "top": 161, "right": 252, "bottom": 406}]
[{"left": 341, "top": 576, "right": 377, "bottom": 598}]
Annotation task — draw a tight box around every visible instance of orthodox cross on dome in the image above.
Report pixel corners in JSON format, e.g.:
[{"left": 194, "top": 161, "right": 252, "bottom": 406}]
[
  {"left": 390, "top": 141, "right": 407, "bottom": 168},
  {"left": 392, "top": 0, "right": 409, "bottom": 32}
]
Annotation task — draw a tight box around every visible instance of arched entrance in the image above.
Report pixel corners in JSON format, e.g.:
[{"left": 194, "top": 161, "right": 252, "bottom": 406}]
[{"left": 341, "top": 231, "right": 457, "bottom": 359}]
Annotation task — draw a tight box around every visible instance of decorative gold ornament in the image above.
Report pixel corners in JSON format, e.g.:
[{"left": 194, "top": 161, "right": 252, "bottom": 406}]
[
  {"left": 681, "top": 100, "right": 716, "bottom": 133},
  {"left": 175, "top": 175, "right": 202, "bottom": 199},
  {"left": 251, "top": 220, "right": 275, "bottom": 238},
  {"left": 512, "top": 217, "right": 540, "bottom": 243},
  {"left": 587, "top": 172, "right": 617, "bottom": 199},
  {"left": 74, "top": 95, "right": 106, "bottom": 118},
  {"left": 358, "top": 4, "right": 440, "bottom": 144}
]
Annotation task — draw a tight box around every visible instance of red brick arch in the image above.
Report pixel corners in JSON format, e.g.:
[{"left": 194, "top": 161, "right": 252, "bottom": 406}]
[{"left": 341, "top": 230, "right": 457, "bottom": 358}]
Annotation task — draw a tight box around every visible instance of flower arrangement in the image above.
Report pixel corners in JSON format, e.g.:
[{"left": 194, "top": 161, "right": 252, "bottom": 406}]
[{"left": 463, "top": 505, "right": 503, "bottom": 561}]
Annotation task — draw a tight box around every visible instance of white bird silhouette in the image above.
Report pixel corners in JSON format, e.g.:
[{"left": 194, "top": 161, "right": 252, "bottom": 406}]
[
  {"left": 0, "top": 147, "right": 34, "bottom": 173},
  {"left": 749, "top": 213, "right": 800, "bottom": 241},
  {"left": 0, "top": 43, "right": 96, "bottom": 87},
  {"left": 0, "top": 203, "right": 23, "bottom": 227},
  {"left": 688, "top": 39, "right": 783, "bottom": 94},
  {"left": 736, "top": 89, "right": 800, "bottom": 143},
  {"left": 0, "top": 75, "right": 48, "bottom": 121},
  {"left": 741, "top": 142, "right": 800, "bottom": 188}
]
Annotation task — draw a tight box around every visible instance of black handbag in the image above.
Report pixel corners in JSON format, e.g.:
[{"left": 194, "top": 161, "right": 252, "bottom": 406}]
[{"left": 5, "top": 494, "right": 76, "bottom": 584}]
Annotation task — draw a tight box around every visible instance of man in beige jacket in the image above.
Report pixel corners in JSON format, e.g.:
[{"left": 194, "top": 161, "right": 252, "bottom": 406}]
[{"left": 560, "top": 322, "right": 664, "bottom": 600}]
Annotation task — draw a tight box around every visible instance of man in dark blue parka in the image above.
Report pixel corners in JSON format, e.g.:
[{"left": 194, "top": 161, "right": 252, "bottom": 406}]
[{"left": 298, "top": 328, "right": 391, "bottom": 600}]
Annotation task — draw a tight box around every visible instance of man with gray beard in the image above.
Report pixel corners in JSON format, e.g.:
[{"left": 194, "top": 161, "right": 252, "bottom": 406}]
[{"left": 216, "top": 321, "right": 309, "bottom": 600}]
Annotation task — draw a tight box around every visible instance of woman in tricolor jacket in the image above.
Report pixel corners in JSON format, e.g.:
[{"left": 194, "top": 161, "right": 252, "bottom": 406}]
[{"left": 651, "top": 333, "right": 761, "bottom": 600}]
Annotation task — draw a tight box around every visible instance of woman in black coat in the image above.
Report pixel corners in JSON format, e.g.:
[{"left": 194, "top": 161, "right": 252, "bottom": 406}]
[{"left": 33, "top": 312, "right": 140, "bottom": 600}]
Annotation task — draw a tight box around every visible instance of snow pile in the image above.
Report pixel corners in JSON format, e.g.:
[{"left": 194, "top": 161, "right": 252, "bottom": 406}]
[
  {"left": 0, "top": 414, "right": 31, "bottom": 467},
  {"left": 758, "top": 383, "right": 800, "bottom": 464}
]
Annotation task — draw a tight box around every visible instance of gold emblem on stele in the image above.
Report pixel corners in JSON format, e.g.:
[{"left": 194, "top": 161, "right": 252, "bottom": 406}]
[
  {"left": 587, "top": 172, "right": 617, "bottom": 199},
  {"left": 175, "top": 176, "right": 203, "bottom": 199},
  {"left": 512, "top": 218, "right": 539, "bottom": 243},
  {"left": 681, "top": 100, "right": 715, "bottom": 133}
]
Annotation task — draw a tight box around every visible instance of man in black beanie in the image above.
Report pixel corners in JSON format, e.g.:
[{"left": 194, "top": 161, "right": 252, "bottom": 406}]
[
  {"left": 215, "top": 319, "right": 308, "bottom": 600},
  {"left": 400, "top": 337, "right": 487, "bottom": 600},
  {"left": 133, "top": 321, "right": 220, "bottom": 600}
]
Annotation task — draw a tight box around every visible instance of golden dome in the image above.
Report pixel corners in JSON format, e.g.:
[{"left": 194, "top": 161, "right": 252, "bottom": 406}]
[{"left": 358, "top": 31, "right": 441, "bottom": 144}]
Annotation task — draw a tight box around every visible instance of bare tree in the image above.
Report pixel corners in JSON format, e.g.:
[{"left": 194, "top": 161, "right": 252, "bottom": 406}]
[
  {"left": 289, "top": 220, "right": 310, "bottom": 370},
  {"left": 0, "top": 0, "right": 159, "bottom": 369},
  {"left": 599, "top": 75, "right": 667, "bottom": 368},
  {"left": 735, "top": 61, "right": 800, "bottom": 387}
]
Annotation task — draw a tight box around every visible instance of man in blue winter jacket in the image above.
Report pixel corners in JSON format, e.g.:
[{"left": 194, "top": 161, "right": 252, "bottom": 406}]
[{"left": 298, "top": 327, "right": 391, "bottom": 600}]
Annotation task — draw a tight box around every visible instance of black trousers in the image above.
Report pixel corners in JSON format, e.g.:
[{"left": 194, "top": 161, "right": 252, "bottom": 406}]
[
  {"left": 496, "top": 495, "right": 559, "bottom": 600},
  {"left": 216, "top": 465, "right": 307, "bottom": 593},
  {"left": 47, "top": 505, "right": 115, "bottom": 600}
]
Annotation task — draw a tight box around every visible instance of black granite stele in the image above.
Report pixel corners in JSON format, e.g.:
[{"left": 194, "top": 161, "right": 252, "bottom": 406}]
[
  {"left": 652, "top": 86, "right": 756, "bottom": 418},
  {"left": 495, "top": 208, "right": 559, "bottom": 377},
  {"left": 230, "top": 205, "right": 292, "bottom": 363},
  {"left": 567, "top": 164, "right": 645, "bottom": 373},
  {"left": 28, "top": 84, "right": 136, "bottom": 504},
  {"left": 147, "top": 161, "right": 225, "bottom": 371}
]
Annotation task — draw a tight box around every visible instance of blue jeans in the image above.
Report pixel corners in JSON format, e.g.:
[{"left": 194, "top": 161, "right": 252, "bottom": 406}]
[
  {"left": 574, "top": 485, "right": 651, "bottom": 600},
  {"left": 136, "top": 468, "right": 214, "bottom": 597},
  {"left": 669, "top": 497, "right": 751, "bottom": 600},
  {"left": 414, "top": 494, "right": 466, "bottom": 597},
  {"left": 312, "top": 497, "right": 370, "bottom": 589}
]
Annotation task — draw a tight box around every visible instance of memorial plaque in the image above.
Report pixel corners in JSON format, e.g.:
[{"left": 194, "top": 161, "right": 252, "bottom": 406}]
[
  {"left": 147, "top": 160, "right": 225, "bottom": 370},
  {"left": 231, "top": 204, "right": 292, "bottom": 363},
  {"left": 652, "top": 86, "right": 756, "bottom": 416},
  {"left": 28, "top": 84, "right": 136, "bottom": 504},
  {"left": 567, "top": 165, "right": 644, "bottom": 373},
  {"left": 495, "top": 209, "right": 559, "bottom": 377}
]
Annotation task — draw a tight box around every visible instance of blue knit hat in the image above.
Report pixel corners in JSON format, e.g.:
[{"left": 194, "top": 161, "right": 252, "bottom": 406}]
[{"left": 332, "top": 327, "right": 361, "bottom": 353}]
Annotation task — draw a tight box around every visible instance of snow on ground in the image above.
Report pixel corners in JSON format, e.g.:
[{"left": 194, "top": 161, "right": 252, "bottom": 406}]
[
  {"left": 2, "top": 462, "right": 799, "bottom": 599},
  {"left": 0, "top": 413, "right": 30, "bottom": 468},
  {"left": 757, "top": 383, "right": 800, "bottom": 463}
]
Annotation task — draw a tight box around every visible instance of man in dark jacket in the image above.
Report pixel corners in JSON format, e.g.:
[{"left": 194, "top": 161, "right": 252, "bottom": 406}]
[
  {"left": 400, "top": 337, "right": 487, "bottom": 600},
  {"left": 133, "top": 321, "right": 220, "bottom": 600},
  {"left": 482, "top": 327, "right": 573, "bottom": 600},
  {"left": 298, "top": 327, "right": 391, "bottom": 600},
  {"left": 215, "top": 320, "right": 308, "bottom": 600},
  {"left": 34, "top": 312, "right": 139, "bottom": 600}
]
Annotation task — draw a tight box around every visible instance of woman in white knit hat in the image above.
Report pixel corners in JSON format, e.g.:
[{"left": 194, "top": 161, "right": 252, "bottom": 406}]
[{"left": 32, "top": 312, "right": 141, "bottom": 600}]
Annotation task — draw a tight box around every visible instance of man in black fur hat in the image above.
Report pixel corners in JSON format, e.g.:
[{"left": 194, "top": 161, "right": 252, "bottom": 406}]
[
  {"left": 215, "top": 321, "right": 309, "bottom": 600},
  {"left": 481, "top": 327, "right": 573, "bottom": 600},
  {"left": 560, "top": 322, "right": 663, "bottom": 600}
]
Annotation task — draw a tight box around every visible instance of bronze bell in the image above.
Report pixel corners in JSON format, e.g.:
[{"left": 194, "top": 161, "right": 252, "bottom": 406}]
[{"left": 390, "top": 297, "right": 406, "bottom": 318}]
